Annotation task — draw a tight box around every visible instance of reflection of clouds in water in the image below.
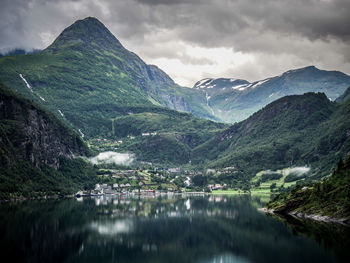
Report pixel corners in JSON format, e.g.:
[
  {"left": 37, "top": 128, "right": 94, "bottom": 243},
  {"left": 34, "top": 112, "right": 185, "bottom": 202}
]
[
  {"left": 185, "top": 199, "right": 191, "bottom": 210},
  {"left": 202, "top": 253, "right": 250, "bottom": 263},
  {"left": 88, "top": 195, "right": 239, "bottom": 219},
  {"left": 90, "top": 220, "right": 133, "bottom": 235}
]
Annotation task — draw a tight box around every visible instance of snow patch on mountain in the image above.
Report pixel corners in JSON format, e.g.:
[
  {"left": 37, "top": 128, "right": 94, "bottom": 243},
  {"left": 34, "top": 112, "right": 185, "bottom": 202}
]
[
  {"left": 19, "top": 74, "right": 33, "bottom": 92},
  {"left": 78, "top": 129, "right": 85, "bottom": 138},
  {"left": 195, "top": 78, "right": 213, "bottom": 88},
  {"left": 206, "top": 84, "right": 216, "bottom": 89},
  {"left": 205, "top": 92, "right": 215, "bottom": 115},
  {"left": 232, "top": 84, "right": 248, "bottom": 90},
  {"left": 251, "top": 78, "right": 271, "bottom": 89}
]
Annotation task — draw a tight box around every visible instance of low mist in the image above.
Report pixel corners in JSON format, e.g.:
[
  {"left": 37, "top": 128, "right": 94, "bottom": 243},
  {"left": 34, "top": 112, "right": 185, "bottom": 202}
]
[
  {"left": 289, "top": 166, "right": 310, "bottom": 176},
  {"left": 89, "top": 151, "right": 134, "bottom": 166}
]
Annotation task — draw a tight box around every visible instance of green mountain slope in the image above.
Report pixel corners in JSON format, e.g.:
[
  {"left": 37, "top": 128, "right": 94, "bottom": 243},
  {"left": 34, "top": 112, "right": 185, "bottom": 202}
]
[
  {"left": 0, "top": 83, "right": 96, "bottom": 199},
  {"left": 112, "top": 110, "right": 225, "bottom": 164},
  {"left": 0, "top": 17, "right": 225, "bottom": 164},
  {"left": 192, "top": 92, "right": 350, "bottom": 180},
  {"left": 0, "top": 17, "right": 215, "bottom": 137},
  {"left": 266, "top": 154, "right": 350, "bottom": 222}
]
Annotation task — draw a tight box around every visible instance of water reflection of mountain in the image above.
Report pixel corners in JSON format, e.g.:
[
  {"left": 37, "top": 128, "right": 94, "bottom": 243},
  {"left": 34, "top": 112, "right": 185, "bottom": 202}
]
[
  {"left": 266, "top": 213, "right": 350, "bottom": 263},
  {"left": 0, "top": 195, "right": 345, "bottom": 263}
]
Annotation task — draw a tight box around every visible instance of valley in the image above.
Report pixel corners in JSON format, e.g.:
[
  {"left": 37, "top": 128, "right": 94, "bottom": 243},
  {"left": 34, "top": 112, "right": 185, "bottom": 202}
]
[
  {"left": 2, "top": 0, "right": 350, "bottom": 260},
  {"left": 0, "top": 17, "right": 349, "bottom": 224}
]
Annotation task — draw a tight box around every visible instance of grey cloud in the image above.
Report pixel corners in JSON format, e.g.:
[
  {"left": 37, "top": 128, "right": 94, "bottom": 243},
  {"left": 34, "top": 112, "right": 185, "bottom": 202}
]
[
  {"left": 2, "top": 0, "right": 350, "bottom": 51},
  {"left": 135, "top": 0, "right": 195, "bottom": 5},
  {"left": 0, "top": 0, "right": 350, "bottom": 84}
]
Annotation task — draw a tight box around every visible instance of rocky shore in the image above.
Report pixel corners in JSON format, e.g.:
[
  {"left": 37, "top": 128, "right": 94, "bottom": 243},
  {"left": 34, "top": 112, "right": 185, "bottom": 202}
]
[{"left": 259, "top": 208, "right": 350, "bottom": 226}]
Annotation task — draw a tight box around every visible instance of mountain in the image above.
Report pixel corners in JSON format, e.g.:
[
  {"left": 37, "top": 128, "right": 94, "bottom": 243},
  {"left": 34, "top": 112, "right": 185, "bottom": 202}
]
[
  {"left": 0, "top": 17, "right": 225, "bottom": 165},
  {"left": 1, "top": 17, "right": 349, "bottom": 168},
  {"left": 266, "top": 154, "right": 350, "bottom": 223},
  {"left": 0, "top": 82, "right": 96, "bottom": 199},
  {"left": 1, "top": 17, "right": 350, "bottom": 133},
  {"left": 43, "top": 17, "right": 215, "bottom": 120},
  {"left": 192, "top": 91, "right": 350, "bottom": 179},
  {"left": 192, "top": 66, "right": 350, "bottom": 123}
]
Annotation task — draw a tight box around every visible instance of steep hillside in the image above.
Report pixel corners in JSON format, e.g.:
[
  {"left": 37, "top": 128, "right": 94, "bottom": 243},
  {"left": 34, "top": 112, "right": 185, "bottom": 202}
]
[
  {"left": 112, "top": 110, "right": 225, "bottom": 164},
  {"left": 0, "top": 17, "right": 215, "bottom": 138},
  {"left": 0, "top": 17, "right": 226, "bottom": 164},
  {"left": 192, "top": 92, "right": 350, "bottom": 179},
  {"left": 0, "top": 83, "right": 96, "bottom": 199},
  {"left": 267, "top": 154, "right": 350, "bottom": 222},
  {"left": 192, "top": 66, "right": 350, "bottom": 123}
]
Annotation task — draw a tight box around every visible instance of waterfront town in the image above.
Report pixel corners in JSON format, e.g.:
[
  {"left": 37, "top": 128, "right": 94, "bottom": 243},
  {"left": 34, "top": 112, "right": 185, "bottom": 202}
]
[{"left": 75, "top": 167, "right": 237, "bottom": 197}]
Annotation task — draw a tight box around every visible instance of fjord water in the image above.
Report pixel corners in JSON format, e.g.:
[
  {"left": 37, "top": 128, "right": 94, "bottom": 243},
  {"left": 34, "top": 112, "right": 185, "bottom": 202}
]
[{"left": 0, "top": 195, "right": 348, "bottom": 263}]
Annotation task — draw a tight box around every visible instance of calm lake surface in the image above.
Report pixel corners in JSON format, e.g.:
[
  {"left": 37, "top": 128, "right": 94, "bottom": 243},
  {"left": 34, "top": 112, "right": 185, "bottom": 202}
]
[{"left": 0, "top": 194, "right": 349, "bottom": 263}]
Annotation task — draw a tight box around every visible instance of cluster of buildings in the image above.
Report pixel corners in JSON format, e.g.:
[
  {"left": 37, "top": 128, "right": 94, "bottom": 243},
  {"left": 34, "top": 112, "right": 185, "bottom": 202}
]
[
  {"left": 208, "top": 184, "right": 227, "bottom": 190},
  {"left": 141, "top": 132, "right": 157, "bottom": 136}
]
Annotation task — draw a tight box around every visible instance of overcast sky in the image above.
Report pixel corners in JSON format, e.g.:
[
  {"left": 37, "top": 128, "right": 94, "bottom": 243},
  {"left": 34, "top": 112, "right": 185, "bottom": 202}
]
[{"left": 1, "top": 0, "right": 349, "bottom": 86}]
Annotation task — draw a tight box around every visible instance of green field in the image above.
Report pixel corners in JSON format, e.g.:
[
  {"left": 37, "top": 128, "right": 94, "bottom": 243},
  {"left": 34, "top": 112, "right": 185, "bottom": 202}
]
[
  {"left": 212, "top": 190, "right": 243, "bottom": 195},
  {"left": 250, "top": 167, "right": 304, "bottom": 193}
]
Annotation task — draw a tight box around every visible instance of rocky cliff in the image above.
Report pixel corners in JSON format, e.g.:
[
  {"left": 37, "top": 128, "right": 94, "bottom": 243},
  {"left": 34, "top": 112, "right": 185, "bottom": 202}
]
[
  {"left": 0, "top": 83, "right": 88, "bottom": 169},
  {"left": 0, "top": 83, "right": 95, "bottom": 199}
]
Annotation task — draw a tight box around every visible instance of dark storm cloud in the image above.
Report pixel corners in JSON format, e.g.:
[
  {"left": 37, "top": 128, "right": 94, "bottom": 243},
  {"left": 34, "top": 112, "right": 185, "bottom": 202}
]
[
  {"left": 135, "top": 0, "right": 193, "bottom": 5},
  {"left": 118, "top": 0, "right": 350, "bottom": 48},
  {"left": 1, "top": 0, "right": 349, "bottom": 51},
  {"left": 0, "top": 0, "right": 349, "bottom": 85}
]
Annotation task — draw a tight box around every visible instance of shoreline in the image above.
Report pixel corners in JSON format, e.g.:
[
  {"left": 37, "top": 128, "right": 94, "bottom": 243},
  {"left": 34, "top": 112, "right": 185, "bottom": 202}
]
[
  {"left": 259, "top": 208, "right": 350, "bottom": 226},
  {"left": 0, "top": 191, "right": 212, "bottom": 203}
]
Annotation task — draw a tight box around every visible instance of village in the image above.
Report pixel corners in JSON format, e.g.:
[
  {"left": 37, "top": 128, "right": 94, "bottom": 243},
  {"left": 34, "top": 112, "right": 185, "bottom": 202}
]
[{"left": 75, "top": 166, "right": 239, "bottom": 197}]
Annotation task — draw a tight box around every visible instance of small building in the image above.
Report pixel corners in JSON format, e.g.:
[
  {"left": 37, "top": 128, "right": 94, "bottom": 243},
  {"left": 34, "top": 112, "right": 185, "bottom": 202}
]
[
  {"left": 222, "top": 166, "right": 236, "bottom": 174},
  {"left": 104, "top": 189, "right": 117, "bottom": 195},
  {"left": 211, "top": 184, "right": 224, "bottom": 190},
  {"left": 169, "top": 168, "right": 181, "bottom": 173},
  {"left": 206, "top": 169, "right": 216, "bottom": 174}
]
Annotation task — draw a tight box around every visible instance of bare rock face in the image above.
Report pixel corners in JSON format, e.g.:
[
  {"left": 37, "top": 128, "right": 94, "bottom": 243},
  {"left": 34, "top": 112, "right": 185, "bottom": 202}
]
[
  {"left": 0, "top": 85, "right": 88, "bottom": 169},
  {"left": 158, "top": 93, "right": 192, "bottom": 113}
]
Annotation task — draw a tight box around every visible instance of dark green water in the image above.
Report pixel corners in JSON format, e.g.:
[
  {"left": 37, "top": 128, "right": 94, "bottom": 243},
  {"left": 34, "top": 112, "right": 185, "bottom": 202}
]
[{"left": 0, "top": 194, "right": 349, "bottom": 263}]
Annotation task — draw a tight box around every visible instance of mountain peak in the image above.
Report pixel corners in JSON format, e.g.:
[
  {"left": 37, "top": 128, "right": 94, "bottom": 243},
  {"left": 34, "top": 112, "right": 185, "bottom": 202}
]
[{"left": 45, "top": 17, "right": 123, "bottom": 52}]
